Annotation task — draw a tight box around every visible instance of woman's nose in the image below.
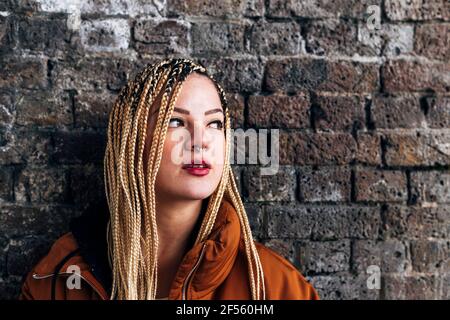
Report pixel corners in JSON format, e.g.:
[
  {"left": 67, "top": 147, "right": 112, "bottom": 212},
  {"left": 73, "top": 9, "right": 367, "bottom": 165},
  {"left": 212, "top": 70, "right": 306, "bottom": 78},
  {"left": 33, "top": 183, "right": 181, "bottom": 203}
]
[{"left": 186, "top": 121, "right": 210, "bottom": 152}]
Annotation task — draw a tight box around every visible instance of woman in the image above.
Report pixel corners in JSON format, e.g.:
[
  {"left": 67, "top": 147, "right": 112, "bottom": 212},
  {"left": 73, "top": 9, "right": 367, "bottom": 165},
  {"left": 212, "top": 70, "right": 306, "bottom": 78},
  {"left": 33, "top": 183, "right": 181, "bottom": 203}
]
[{"left": 19, "top": 58, "right": 319, "bottom": 300}]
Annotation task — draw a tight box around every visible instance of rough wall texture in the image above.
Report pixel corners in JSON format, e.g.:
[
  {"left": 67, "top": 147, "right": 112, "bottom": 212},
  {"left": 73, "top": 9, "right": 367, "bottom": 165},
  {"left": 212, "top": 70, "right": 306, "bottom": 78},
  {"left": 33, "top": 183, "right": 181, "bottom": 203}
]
[{"left": 0, "top": 0, "right": 449, "bottom": 300}]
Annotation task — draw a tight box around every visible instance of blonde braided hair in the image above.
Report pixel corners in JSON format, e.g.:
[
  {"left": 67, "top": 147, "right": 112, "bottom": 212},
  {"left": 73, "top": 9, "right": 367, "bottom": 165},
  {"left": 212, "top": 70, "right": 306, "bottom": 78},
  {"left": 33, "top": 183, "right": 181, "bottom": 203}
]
[{"left": 104, "top": 58, "right": 265, "bottom": 300}]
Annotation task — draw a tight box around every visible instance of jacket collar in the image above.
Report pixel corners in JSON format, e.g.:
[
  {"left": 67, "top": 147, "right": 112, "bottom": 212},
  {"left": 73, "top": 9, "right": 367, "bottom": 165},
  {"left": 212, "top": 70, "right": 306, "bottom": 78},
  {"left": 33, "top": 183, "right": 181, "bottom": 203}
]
[{"left": 36, "top": 196, "right": 241, "bottom": 300}]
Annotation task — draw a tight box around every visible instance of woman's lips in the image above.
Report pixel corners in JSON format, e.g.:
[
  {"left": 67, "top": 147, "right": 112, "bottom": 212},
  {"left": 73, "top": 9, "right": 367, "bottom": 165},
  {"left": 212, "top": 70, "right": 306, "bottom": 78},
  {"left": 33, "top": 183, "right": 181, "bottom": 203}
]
[{"left": 182, "top": 160, "right": 211, "bottom": 177}]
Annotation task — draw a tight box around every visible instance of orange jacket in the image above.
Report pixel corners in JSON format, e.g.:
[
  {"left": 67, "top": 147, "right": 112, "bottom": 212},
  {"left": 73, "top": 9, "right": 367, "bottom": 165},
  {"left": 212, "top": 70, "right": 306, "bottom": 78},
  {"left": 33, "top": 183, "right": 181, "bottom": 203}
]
[{"left": 19, "top": 199, "right": 319, "bottom": 300}]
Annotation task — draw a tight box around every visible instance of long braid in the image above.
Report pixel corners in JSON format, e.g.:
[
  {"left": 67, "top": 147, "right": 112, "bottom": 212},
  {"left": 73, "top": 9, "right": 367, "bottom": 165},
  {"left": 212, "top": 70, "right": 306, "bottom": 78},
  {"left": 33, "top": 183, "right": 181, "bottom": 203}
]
[{"left": 104, "top": 58, "right": 266, "bottom": 300}]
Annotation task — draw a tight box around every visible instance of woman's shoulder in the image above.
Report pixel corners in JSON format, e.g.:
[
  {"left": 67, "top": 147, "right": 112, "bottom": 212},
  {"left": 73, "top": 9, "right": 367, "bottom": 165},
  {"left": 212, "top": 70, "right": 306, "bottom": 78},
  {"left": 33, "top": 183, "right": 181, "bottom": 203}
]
[{"left": 253, "top": 241, "right": 320, "bottom": 300}]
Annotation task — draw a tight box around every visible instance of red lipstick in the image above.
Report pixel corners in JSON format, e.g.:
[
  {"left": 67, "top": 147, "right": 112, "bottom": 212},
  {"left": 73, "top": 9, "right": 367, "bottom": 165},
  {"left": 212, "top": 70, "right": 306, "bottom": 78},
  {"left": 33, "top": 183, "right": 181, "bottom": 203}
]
[{"left": 182, "top": 160, "right": 211, "bottom": 177}]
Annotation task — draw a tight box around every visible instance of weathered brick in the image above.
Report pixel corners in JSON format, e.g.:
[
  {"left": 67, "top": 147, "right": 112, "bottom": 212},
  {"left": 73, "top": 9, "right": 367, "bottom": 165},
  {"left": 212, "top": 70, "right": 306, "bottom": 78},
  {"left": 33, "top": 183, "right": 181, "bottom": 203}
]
[
  {"left": 80, "top": 0, "right": 163, "bottom": 17},
  {"left": 242, "top": 166, "right": 296, "bottom": 202},
  {"left": 249, "top": 20, "right": 301, "bottom": 55},
  {"left": 415, "top": 24, "right": 450, "bottom": 61},
  {"left": 372, "top": 94, "right": 425, "bottom": 129},
  {"left": 309, "top": 274, "right": 379, "bottom": 300},
  {"left": 248, "top": 93, "right": 310, "bottom": 128},
  {"left": 266, "top": 0, "right": 381, "bottom": 20},
  {"left": 265, "top": 58, "right": 379, "bottom": 93},
  {"left": 0, "top": 166, "right": 13, "bottom": 202},
  {"left": 69, "top": 164, "right": 105, "bottom": 205},
  {"left": 279, "top": 131, "right": 357, "bottom": 165},
  {"left": 298, "top": 166, "right": 351, "bottom": 202},
  {"left": 191, "top": 21, "right": 246, "bottom": 56},
  {"left": 355, "top": 132, "right": 382, "bottom": 165},
  {"left": 261, "top": 239, "right": 297, "bottom": 266},
  {"left": 133, "top": 19, "right": 189, "bottom": 55},
  {"left": 16, "top": 14, "right": 70, "bottom": 55},
  {"left": 383, "top": 274, "right": 440, "bottom": 299},
  {"left": 74, "top": 90, "right": 116, "bottom": 128},
  {"left": 352, "top": 240, "right": 410, "bottom": 274},
  {"left": 382, "top": 60, "right": 450, "bottom": 93},
  {"left": 313, "top": 95, "right": 365, "bottom": 132},
  {"left": 411, "top": 171, "right": 450, "bottom": 204},
  {"left": 51, "top": 130, "right": 106, "bottom": 164},
  {"left": 198, "top": 58, "right": 264, "bottom": 93},
  {"left": 385, "top": 0, "right": 450, "bottom": 21},
  {"left": 0, "top": 128, "right": 53, "bottom": 165},
  {"left": 226, "top": 93, "right": 244, "bottom": 128},
  {"left": 0, "top": 14, "right": 15, "bottom": 52},
  {"left": 304, "top": 19, "right": 377, "bottom": 56},
  {"left": 424, "top": 96, "right": 450, "bottom": 129},
  {"left": 382, "top": 205, "right": 449, "bottom": 240},
  {"left": 0, "top": 91, "right": 15, "bottom": 128},
  {"left": 266, "top": 205, "right": 380, "bottom": 240},
  {"left": 0, "top": 56, "right": 48, "bottom": 90},
  {"left": 243, "top": 203, "right": 264, "bottom": 238},
  {"left": 15, "top": 90, "right": 73, "bottom": 127},
  {"left": 382, "top": 131, "right": 450, "bottom": 166},
  {"left": 298, "top": 240, "right": 350, "bottom": 274},
  {"left": 167, "top": 0, "right": 264, "bottom": 18},
  {"left": 355, "top": 168, "right": 407, "bottom": 203},
  {"left": 410, "top": 240, "right": 448, "bottom": 273},
  {"left": 15, "top": 166, "right": 67, "bottom": 203},
  {"left": 80, "top": 19, "right": 130, "bottom": 52}
]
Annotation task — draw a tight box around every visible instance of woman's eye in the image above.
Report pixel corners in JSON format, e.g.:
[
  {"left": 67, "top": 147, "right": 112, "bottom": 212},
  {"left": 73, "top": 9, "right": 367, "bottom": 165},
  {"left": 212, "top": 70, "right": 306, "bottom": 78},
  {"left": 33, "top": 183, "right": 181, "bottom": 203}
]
[
  {"left": 168, "top": 118, "right": 184, "bottom": 128},
  {"left": 208, "top": 120, "right": 223, "bottom": 130}
]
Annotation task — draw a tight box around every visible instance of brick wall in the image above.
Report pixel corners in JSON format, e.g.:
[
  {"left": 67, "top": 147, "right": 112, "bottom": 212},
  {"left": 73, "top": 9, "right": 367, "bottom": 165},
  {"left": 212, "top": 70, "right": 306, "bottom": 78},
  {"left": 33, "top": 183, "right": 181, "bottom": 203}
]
[{"left": 0, "top": 0, "right": 448, "bottom": 299}]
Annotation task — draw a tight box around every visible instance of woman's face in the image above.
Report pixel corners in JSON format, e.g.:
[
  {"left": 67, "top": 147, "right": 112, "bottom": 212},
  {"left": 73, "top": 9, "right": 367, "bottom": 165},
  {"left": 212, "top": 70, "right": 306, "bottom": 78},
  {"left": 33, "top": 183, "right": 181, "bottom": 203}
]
[{"left": 144, "top": 72, "right": 226, "bottom": 202}]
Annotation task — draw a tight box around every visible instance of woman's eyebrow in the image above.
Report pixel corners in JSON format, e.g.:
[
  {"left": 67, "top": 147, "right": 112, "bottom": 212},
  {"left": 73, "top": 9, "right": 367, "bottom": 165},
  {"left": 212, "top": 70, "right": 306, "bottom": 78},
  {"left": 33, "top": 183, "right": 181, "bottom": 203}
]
[{"left": 150, "top": 107, "right": 223, "bottom": 117}]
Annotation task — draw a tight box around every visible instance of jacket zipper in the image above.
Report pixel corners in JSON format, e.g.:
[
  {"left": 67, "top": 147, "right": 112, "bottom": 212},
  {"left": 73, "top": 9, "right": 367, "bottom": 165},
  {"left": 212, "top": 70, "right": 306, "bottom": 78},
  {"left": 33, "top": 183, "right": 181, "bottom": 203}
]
[
  {"left": 181, "top": 241, "right": 208, "bottom": 300},
  {"left": 32, "top": 272, "right": 107, "bottom": 300}
]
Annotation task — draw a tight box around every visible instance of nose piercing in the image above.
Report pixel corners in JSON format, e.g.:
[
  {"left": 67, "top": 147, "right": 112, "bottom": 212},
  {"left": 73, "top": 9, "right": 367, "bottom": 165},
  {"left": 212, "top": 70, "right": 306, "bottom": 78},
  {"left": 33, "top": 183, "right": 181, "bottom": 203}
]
[{"left": 192, "top": 145, "right": 204, "bottom": 152}]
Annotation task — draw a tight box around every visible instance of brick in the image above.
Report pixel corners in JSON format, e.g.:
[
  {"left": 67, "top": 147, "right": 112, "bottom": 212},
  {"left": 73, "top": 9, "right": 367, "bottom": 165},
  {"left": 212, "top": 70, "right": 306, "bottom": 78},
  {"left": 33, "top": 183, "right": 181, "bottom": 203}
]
[
  {"left": 279, "top": 131, "right": 356, "bottom": 165},
  {"left": 304, "top": 19, "right": 377, "bottom": 56},
  {"left": 51, "top": 130, "right": 106, "bottom": 164},
  {"left": 383, "top": 274, "right": 440, "bottom": 299},
  {"left": 0, "top": 166, "right": 13, "bottom": 202},
  {"left": 410, "top": 240, "right": 448, "bottom": 273},
  {"left": 298, "top": 166, "right": 351, "bottom": 202},
  {"left": 243, "top": 203, "right": 264, "bottom": 238},
  {"left": 385, "top": 0, "right": 450, "bottom": 21},
  {"left": 0, "top": 128, "right": 53, "bottom": 165},
  {"left": 424, "top": 96, "right": 450, "bottom": 129},
  {"left": 298, "top": 240, "right": 350, "bottom": 274},
  {"left": 80, "top": 0, "right": 163, "bottom": 17},
  {"left": 313, "top": 95, "right": 365, "bottom": 132},
  {"left": 355, "top": 168, "right": 407, "bottom": 203},
  {"left": 198, "top": 58, "right": 264, "bottom": 93},
  {"left": 74, "top": 90, "right": 116, "bottom": 128},
  {"left": 249, "top": 20, "right": 301, "bottom": 55},
  {"left": 242, "top": 166, "right": 296, "bottom": 202},
  {"left": 266, "top": 0, "right": 381, "bottom": 20},
  {"left": 266, "top": 205, "right": 380, "bottom": 240},
  {"left": 411, "top": 171, "right": 450, "bottom": 204},
  {"left": 0, "top": 91, "right": 15, "bottom": 128},
  {"left": 371, "top": 94, "right": 425, "bottom": 129},
  {"left": 382, "top": 131, "right": 450, "bottom": 166},
  {"left": 248, "top": 93, "right": 310, "bottom": 129},
  {"left": 261, "top": 239, "right": 297, "bottom": 266},
  {"left": 355, "top": 133, "right": 382, "bottom": 165},
  {"left": 191, "top": 21, "right": 245, "bottom": 56},
  {"left": 167, "top": 0, "right": 264, "bottom": 18},
  {"left": 15, "top": 90, "right": 73, "bottom": 127},
  {"left": 352, "top": 240, "right": 410, "bottom": 274},
  {"left": 382, "top": 205, "right": 449, "bottom": 240},
  {"left": 264, "top": 58, "right": 379, "bottom": 93},
  {"left": 80, "top": 19, "right": 130, "bottom": 52},
  {"left": 0, "top": 204, "right": 77, "bottom": 238},
  {"left": 226, "top": 93, "right": 244, "bottom": 128},
  {"left": 16, "top": 14, "right": 70, "bottom": 55},
  {"left": 14, "top": 166, "right": 67, "bottom": 203},
  {"left": 0, "top": 14, "right": 15, "bottom": 52},
  {"left": 309, "top": 274, "right": 379, "bottom": 300},
  {"left": 382, "top": 60, "right": 450, "bottom": 93},
  {"left": 69, "top": 164, "right": 105, "bottom": 205},
  {"left": 415, "top": 24, "right": 450, "bottom": 61},
  {"left": 0, "top": 56, "right": 48, "bottom": 90},
  {"left": 133, "top": 19, "right": 189, "bottom": 55}
]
